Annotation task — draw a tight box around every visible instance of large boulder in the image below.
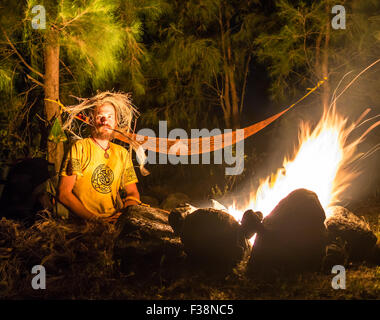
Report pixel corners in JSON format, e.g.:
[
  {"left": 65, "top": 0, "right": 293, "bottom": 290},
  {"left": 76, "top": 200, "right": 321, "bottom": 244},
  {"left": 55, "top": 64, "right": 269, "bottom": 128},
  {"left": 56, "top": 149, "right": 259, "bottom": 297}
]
[
  {"left": 325, "top": 206, "right": 378, "bottom": 262},
  {"left": 169, "top": 206, "right": 261, "bottom": 272},
  {"left": 0, "top": 158, "right": 54, "bottom": 225},
  {"left": 247, "top": 189, "right": 328, "bottom": 276},
  {"left": 371, "top": 242, "right": 380, "bottom": 265}
]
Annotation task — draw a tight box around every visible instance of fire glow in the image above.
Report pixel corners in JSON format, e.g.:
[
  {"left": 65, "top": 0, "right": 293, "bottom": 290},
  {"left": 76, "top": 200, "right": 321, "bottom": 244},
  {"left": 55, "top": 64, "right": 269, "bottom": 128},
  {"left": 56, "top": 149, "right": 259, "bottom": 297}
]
[{"left": 225, "top": 106, "right": 380, "bottom": 243}]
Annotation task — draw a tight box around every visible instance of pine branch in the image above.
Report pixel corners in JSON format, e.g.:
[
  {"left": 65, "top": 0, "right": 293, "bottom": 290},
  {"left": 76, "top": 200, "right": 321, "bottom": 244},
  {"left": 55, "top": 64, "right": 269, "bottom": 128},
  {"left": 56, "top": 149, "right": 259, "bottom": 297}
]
[
  {"left": 1, "top": 27, "right": 44, "bottom": 79},
  {"left": 58, "top": 7, "right": 90, "bottom": 30},
  {"left": 26, "top": 74, "right": 44, "bottom": 87}
]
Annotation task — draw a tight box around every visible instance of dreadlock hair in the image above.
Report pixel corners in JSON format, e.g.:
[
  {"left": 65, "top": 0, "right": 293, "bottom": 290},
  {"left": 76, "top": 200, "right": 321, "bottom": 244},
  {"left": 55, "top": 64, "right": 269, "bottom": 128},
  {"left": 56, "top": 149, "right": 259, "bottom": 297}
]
[{"left": 62, "top": 91, "right": 149, "bottom": 176}]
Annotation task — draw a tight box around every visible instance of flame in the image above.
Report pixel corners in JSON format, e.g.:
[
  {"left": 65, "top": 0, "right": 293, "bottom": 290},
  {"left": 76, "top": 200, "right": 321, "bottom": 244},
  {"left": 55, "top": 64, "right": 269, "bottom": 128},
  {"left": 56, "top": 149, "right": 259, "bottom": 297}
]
[{"left": 222, "top": 106, "right": 379, "bottom": 244}]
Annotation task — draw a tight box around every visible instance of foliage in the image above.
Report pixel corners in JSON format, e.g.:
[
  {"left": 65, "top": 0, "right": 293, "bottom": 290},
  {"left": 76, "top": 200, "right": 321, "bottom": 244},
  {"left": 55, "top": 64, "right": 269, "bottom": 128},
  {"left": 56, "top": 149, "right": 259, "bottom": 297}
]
[
  {"left": 0, "top": 0, "right": 163, "bottom": 161},
  {"left": 254, "top": 0, "right": 380, "bottom": 101},
  {"left": 21, "top": 0, "right": 153, "bottom": 92},
  {"left": 138, "top": 0, "right": 264, "bottom": 129}
]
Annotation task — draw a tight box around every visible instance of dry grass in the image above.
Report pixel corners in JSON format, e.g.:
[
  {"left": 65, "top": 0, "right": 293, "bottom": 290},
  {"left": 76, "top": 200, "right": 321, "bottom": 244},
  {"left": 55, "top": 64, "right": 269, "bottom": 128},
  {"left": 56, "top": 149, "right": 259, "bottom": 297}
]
[{"left": 0, "top": 212, "right": 118, "bottom": 299}]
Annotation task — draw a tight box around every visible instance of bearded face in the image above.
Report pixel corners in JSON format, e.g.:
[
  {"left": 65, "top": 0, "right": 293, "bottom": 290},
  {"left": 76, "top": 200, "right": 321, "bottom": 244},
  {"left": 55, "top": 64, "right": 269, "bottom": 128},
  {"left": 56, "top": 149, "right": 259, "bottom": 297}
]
[{"left": 92, "top": 103, "right": 117, "bottom": 140}]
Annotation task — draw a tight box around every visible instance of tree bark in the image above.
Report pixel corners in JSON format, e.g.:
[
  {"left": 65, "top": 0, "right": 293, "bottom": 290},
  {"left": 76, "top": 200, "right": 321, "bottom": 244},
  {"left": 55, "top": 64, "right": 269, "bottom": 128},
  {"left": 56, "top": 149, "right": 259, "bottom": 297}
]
[
  {"left": 223, "top": 71, "right": 232, "bottom": 128},
  {"left": 230, "top": 70, "right": 240, "bottom": 129},
  {"left": 321, "top": 7, "right": 330, "bottom": 109},
  {"left": 315, "top": 32, "right": 322, "bottom": 79},
  {"left": 218, "top": 5, "right": 239, "bottom": 129},
  {"left": 226, "top": 19, "right": 240, "bottom": 129},
  {"left": 44, "top": 30, "right": 63, "bottom": 175}
]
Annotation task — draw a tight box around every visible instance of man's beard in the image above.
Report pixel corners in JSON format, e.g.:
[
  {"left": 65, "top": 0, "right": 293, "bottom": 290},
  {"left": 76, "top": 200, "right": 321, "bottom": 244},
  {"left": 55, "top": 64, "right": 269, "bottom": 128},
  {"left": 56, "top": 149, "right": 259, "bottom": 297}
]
[{"left": 92, "top": 126, "right": 115, "bottom": 140}]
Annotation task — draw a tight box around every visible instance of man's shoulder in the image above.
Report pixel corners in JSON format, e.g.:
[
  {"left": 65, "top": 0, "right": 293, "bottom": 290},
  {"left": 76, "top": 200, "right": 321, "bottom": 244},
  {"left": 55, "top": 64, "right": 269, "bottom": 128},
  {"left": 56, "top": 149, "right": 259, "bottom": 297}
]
[
  {"left": 71, "top": 137, "right": 91, "bottom": 147},
  {"left": 65, "top": 138, "right": 92, "bottom": 157},
  {"left": 110, "top": 141, "right": 129, "bottom": 154}
]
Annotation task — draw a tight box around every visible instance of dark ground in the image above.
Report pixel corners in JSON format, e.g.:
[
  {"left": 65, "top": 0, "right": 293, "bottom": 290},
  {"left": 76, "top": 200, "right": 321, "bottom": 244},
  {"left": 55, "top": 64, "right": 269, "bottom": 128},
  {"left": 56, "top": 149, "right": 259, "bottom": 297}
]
[{"left": 0, "top": 195, "right": 379, "bottom": 300}]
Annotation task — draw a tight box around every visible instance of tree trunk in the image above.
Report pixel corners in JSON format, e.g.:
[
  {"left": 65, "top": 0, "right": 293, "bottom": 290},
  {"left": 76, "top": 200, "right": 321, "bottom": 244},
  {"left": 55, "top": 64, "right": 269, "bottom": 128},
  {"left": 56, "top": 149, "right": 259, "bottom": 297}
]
[
  {"left": 315, "top": 31, "right": 322, "bottom": 79},
  {"left": 223, "top": 71, "right": 232, "bottom": 128},
  {"left": 218, "top": 6, "right": 238, "bottom": 130},
  {"left": 44, "top": 30, "right": 63, "bottom": 175},
  {"left": 321, "top": 7, "right": 330, "bottom": 109},
  {"left": 230, "top": 70, "right": 240, "bottom": 129},
  {"left": 226, "top": 19, "right": 240, "bottom": 129},
  {"left": 224, "top": 112, "right": 231, "bottom": 129}
]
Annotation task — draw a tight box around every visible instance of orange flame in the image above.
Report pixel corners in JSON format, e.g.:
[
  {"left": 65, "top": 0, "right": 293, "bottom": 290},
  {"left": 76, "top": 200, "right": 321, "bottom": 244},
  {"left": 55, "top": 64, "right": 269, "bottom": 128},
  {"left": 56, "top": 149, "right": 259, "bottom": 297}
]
[{"left": 223, "top": 106, "right": 379, "bottom": 244}]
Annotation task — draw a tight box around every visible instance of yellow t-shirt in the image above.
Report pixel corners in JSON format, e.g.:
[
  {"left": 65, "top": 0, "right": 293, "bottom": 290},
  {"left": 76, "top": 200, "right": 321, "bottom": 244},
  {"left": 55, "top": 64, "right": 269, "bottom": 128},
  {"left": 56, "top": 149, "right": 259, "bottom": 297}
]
[{"left": 60, "top": 138, "right": 138, "bottom": 217}]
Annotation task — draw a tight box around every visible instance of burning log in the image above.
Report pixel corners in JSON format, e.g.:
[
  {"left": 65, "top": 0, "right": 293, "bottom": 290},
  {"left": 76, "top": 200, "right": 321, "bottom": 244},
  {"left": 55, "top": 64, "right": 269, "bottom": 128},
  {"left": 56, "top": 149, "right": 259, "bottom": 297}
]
[
  {"left": 113, "top": 205, "right": 184, "bottom": 279},
  {"left": 325, "top": 206, "right": 378, "bottom": 262},
  {"left": 247, "top": 188, "right": 328, "bottom": 276},
  {"left": 169, "top": 206, "right": 261, "bottom": 272},
  {"left": 105, "top": 201, "right": 263, "bottom": 278}
]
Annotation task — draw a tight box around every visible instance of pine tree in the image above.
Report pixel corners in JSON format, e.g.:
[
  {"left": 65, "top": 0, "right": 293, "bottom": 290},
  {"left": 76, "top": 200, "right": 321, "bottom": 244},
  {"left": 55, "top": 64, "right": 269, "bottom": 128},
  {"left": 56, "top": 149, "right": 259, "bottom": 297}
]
[
  {"left": 254, "top": 0, "right": 380, "bottom": 108},
  {"left": 141, "top": 0, "right": 264, "bottom": 129},
  {"left": 0, "top": 0, "right": 159, "bottom": 173}
]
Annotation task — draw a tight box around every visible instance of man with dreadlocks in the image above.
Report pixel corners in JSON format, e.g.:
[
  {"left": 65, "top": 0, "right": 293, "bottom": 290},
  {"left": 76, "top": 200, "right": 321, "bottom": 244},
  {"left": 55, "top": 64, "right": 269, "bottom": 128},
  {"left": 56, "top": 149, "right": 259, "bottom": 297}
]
[{"left": 57, "top": 91, "right": 144, "bottom": 222}]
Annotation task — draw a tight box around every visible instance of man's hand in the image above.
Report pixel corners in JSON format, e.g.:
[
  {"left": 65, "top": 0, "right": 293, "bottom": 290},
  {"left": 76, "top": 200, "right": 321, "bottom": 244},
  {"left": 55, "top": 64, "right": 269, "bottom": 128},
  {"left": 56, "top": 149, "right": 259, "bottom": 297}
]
[{"left": 102, "top": 212, "right": 122, "bottom": 224}]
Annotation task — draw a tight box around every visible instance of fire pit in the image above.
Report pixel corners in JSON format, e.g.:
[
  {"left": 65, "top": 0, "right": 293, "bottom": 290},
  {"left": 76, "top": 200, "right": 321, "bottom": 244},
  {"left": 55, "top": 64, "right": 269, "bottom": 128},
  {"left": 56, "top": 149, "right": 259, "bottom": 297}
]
[
  {"left": 115, "top": 107, "right": 379, "bottom": 278},
  {"left": 214, "top": 106, "right": 380, "bottom": 274}
]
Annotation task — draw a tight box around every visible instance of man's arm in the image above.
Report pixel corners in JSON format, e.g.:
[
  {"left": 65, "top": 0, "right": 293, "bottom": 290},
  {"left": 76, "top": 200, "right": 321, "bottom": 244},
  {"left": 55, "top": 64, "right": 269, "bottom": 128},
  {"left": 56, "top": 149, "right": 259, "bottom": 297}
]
[
  {"left": 57, "top": 175, "right": 100, "bottom": 221},
  {"left": 122, "top": 183, "right": 140, "bottom": 208}
]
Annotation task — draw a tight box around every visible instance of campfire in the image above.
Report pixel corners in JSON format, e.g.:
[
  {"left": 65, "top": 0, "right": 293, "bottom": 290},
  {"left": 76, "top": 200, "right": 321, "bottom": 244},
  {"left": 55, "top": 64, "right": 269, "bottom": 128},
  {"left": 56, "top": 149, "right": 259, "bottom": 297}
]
[
  {"left": 113, "top": 104, "right": 380, "bottom": 277},
  {"left": 223, "top": 106, "right": 380, "bottom": 245}
]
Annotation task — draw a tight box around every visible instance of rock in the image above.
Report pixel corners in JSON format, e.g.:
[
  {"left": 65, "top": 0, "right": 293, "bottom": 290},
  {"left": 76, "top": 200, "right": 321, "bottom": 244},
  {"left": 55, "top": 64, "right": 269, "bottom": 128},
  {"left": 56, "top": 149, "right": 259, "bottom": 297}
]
[
  {"left": 241, "top": 209, "right": 264, "bottom": 239},
  {"left": 169, "top": 207, "right": 259, "bottom": 271},
  {"left": 161, "top": 193, "right": 190, "bottom": 210},
  {"left": 325, "top": 206, "right": 378, "bottom": 262},
  {"left": 247, "top": 189, "right": 328, "bottom": 276},
  {"left": 321, "top": 238, "right": 349, "bottom": 273},
  {"left": 0, "top": 158, "right": 54, "bottom": 225},
  {"left": 113, "top": 205, "right": 184, "bottom": 279},
  {"left": 370, "top": 243, "right": 380, "bottom": 265},
  {"left": 140, "top": 195, "right": 159, "bottom": 207}
]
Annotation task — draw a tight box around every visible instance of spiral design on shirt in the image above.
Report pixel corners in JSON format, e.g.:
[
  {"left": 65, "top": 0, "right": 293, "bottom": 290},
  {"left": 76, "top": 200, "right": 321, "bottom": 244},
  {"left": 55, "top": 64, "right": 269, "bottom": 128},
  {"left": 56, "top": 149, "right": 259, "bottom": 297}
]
[{"left": 91, "top": 164, "right": 114, "bottom": 194}]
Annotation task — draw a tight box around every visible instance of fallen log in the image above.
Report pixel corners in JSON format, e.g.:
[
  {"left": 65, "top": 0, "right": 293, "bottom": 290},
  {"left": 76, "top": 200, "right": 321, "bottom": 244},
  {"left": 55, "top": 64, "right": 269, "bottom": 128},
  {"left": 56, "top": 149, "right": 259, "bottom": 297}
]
[{"left": 114, "top": 203, "right": 260, "bottom": 278}]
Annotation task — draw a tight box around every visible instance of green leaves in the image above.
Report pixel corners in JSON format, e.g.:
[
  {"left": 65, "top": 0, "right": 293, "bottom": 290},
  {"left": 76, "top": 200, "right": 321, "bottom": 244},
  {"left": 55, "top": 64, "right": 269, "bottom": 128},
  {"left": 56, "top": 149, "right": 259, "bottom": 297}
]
[
  {"left": 0, "top": 64, "right": 13, "bottom": 93},
  {"left": 58, "top": 0, "right": 125, "bottom": 88},
  {"left": 254, "top": 0, "right": 380, "bottom": 102},
  {"left": 21, "top": 0, "right": 152, "bottom": 92},
  {"left": 138, "top": 0, "right": 263, "bottom": 128},
  {"left": 254, "top": 0, "right": 328, "bottom": 100}
]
